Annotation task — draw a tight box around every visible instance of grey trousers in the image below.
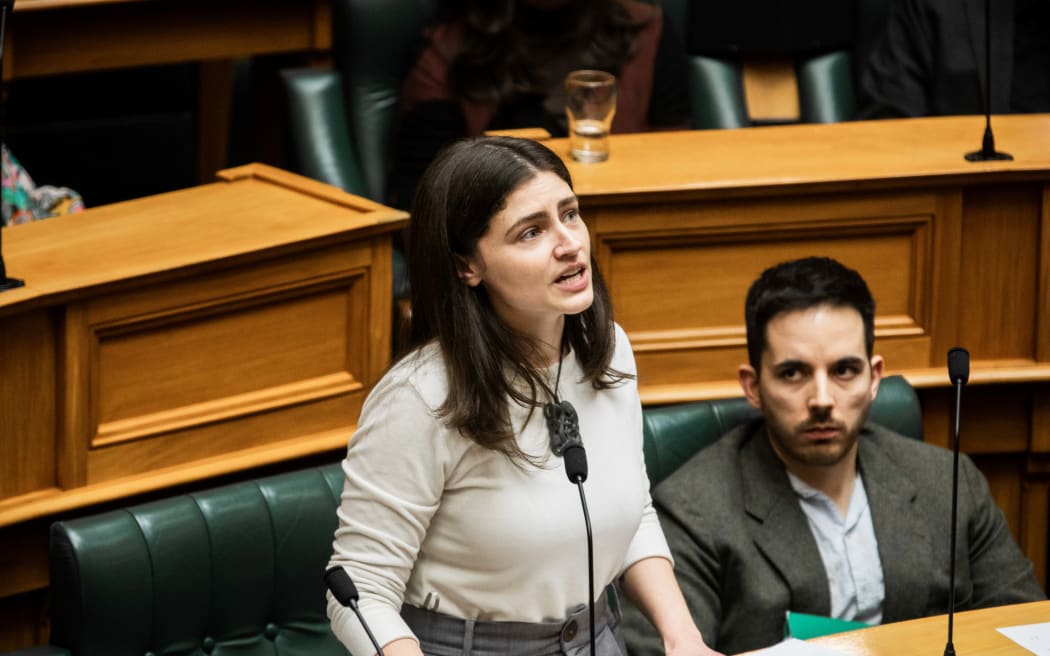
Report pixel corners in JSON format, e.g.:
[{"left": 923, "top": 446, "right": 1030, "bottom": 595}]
[{"left": 401, "top": 593, "right": 626, "bottom": 656}]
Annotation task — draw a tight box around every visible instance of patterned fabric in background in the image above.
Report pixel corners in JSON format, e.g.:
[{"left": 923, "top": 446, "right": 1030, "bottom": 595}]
[{"left": 2, "top": 144, "right": 85, "bottom": 226}]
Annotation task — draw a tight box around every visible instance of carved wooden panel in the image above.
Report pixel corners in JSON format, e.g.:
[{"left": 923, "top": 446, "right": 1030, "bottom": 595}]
[
  {"left": 958, "top": 185, "right": 1041, "bottom": 361},
  {"left": 591, "top": 192, "right": 939, "bottom": 386},
  {"left": 63, "top": 241, "right": 374, "bottom": 485},
  {"left": 0, "top": 311, "right": 57, "bottom": 500}
]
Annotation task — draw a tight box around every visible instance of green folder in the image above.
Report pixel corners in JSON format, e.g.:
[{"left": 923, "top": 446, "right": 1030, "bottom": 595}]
[{"left": 785, "top": 611, "right": 869, "bottom": 640}]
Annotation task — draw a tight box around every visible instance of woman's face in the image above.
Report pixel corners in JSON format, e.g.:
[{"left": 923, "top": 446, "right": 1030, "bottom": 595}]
[{"left": 459, "top": 170, "right": 593, "bottom": 350}]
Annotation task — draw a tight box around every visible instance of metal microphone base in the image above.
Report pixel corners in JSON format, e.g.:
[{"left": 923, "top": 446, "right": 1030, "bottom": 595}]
[
  {"left": 965, "top": 126, "right": 1013, "bottom": 162},
  {"left": 944, "top": 642, "right": 956, "bottom": 656},
  {"left": 965, "top": 148, "right": 1013, "bottom": 162},
  {"left": 0, "top": 276, "right": 24, "bottom": 291}
]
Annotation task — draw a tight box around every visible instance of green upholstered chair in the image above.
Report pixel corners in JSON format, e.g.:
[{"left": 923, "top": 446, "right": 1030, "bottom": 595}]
[
  {"left": 43, "top": 465, "right": 348, "bottom": 656},
  {"left": 281, "top": 0, "right": 438, "bottom": 202},
  {"left": 642, "top": 374, "right": 923, "bottom": 486},
  {"left": 657, "top": 0, "right": 857, "bottom": 129}
]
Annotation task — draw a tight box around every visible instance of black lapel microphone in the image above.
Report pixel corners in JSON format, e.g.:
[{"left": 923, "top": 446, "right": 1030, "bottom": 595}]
[
  {"left": 325, "top": 566, "right": 386, "bottom": 656},
  {"left": 546, "top": 399, "right": 596, "bottom": 655},
  {"left": 944, "top": 347, "right": 970, "bottom": 656}
]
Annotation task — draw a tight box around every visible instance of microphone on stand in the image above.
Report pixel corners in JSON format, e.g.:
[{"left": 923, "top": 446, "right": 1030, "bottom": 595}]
[
  {"left": 563, "top": 443, "right": 596, "bottom": 656},
  {"left": 546, "top": 399, "right": 596, "bottom": 655},
  {"left": 964, "top": 0, "right": 1011, "bottom": 162},
  {"left": 325, "top": 566, "right": 386, "bottom": 656},
  {"left": 943, "top": 347, "right": 970, "bottom": 656},
  {"left": 0, "top": 0, "right": 25, "bottom": 292}
]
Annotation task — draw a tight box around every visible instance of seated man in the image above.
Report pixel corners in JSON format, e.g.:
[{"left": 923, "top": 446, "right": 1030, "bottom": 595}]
[
  {"left": 622, "top": 257, "right": 1044, "bottom": 654},
  {"left": 859, "top": 0, "right": 1050, "bottom": 118}
]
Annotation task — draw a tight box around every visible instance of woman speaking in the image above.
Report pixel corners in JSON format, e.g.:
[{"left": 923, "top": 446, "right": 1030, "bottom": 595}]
[{"left": 327, "top": 137, "right": 720, "bottom": 656}]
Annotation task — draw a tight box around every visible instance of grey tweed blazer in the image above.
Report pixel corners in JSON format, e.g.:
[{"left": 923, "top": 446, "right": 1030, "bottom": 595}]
[{"left": 622, "top": 420, "right": 1044, "bottom": 655}]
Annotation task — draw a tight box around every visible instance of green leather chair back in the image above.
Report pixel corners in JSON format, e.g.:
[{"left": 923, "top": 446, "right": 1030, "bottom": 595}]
[
  {"left": 49, "top": 465, "right": 348, "bottom": 656},
  {"left": 798, "top": 51, "right": 857, "bottom": 123},
  {"left": 332, "top": 0, "right": 438, "bottom": 201},
  {"left": 282, "top": 0, "right": 437, "bottom": 201},
  {"left": 657, "top": 1, "right": 857, "bottom": 129},
  {"left": 282, "top": 68, "right": 366, "bottom": 196},
  {"left": 642, "top": 374, "right": 923, "bottom": 486}
]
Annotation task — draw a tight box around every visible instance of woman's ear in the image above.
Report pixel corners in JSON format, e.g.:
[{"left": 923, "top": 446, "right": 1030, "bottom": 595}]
[{"left": 455, "top": 254, "right": 483, "bottom": 287}]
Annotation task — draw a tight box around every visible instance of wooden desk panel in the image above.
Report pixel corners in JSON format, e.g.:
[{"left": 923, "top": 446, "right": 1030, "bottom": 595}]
[
  {"left": 556, "top": 116, "right": 1050, "bottom": 398},
  {"left": 0, "top": 164, "right": 406, "bottom": 527},
  {"left": 592, "top": 190, "right": 938, "bottom": 386},
  {"left": 8, "top": 0, "right": 331, "bottom": 78},
  {"left": 0, "top": 310, "right": 57, "bottom": 501},
  {"left": 0, "top": 164, "right": 405, "bottom": 651}
]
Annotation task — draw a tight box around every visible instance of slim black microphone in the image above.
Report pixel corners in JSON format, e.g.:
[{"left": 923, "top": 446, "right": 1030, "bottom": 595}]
[
  {"left": 964, "top": 0, "right": 1011, "bottom": 162},
  {"left": 943, "top": 347, "right": 970, "bottom": 656},
  {"left": 564, "top": 443, "right": 596, "bottom": 655},
  {"left": 325, "top": 566, "right": 386, "bottom": 656}
]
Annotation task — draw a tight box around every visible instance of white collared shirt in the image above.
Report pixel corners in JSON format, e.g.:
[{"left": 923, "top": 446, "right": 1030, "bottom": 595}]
[{"left": 787, "top": 471, "right": 885, "bottom": 625}]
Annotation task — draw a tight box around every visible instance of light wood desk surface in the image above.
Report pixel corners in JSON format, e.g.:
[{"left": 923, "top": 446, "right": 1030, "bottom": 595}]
[
  {"left": 557, "top": 114, "right": 1050, "bottom": 202},
  {"left": 0, "top": 164, "right": 401, "bottom": 316},
  {"left": 806, "top": 601, "right": 1050, "bottom": 655}
]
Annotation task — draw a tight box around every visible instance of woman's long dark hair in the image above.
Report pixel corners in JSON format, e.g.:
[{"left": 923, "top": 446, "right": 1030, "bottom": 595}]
[
  {"left": 448, "top": 0, "right": 645, "bottom": 105},
  {"left": 407, "top": 136, "right": 627, "bottom": 462}
]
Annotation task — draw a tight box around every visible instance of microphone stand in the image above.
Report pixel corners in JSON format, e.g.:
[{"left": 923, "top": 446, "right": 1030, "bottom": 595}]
[
  {"left": 325, "top": 566, "right": 386, "bottom": 656},
  {"left": 0, "top": 0, "right": 26, "bottom": 292},
  {"left": 564, "top": 444, "right": 596, "bottom": 656},
  {"left": 964, "top": 0, "right": 1011, "bottom": 162},
  {"left": 943, "top": 347, "right": 970, "bottom": 656},
  {"left": 573, "top": 475, "right": 596, "bottom": 656}
]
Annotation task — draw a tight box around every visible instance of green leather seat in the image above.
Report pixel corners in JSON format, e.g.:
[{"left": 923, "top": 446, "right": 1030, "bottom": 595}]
[
  {"left": 642, "top": 374, "right": 922, "bottom": 486},
  {"left": 46, "top": 465, "right": 348, "bottom": 656}
]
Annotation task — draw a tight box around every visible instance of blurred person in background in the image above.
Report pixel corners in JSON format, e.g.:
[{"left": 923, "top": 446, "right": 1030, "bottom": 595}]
[{"left": 386, "top": 0, "right": 689, "bottom": 208}]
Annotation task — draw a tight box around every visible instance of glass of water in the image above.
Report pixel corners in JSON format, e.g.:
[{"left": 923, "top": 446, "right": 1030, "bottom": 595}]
[{"left": 565, "top": 70, "right": 617, "bottom": 163}]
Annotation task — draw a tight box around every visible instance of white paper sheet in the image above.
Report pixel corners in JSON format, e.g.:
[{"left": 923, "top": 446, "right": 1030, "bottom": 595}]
[
  {"left": 750, "top": 637, "right": 852, "bottom": 656},
  {"left": 997, "top": 622, "right": 1050, "bottom": 655}
]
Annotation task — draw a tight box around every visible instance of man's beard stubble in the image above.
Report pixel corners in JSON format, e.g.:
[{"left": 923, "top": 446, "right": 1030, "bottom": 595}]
[{"left": 763, "top": 404, "right": 871, "bottom": 468}]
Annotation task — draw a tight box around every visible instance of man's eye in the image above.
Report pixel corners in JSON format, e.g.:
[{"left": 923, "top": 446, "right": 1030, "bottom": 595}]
[
  {"left": 835, "top": 365, "right": 860, "bottom": 379},
  {"left": 780, "top": 369, "right": 802, "bottom": 381}
]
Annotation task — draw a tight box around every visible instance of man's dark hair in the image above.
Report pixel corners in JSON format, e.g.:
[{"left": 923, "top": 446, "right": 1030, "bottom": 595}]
[{"left": 744, "top": 257, "right": 876, "bottom": 371}]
